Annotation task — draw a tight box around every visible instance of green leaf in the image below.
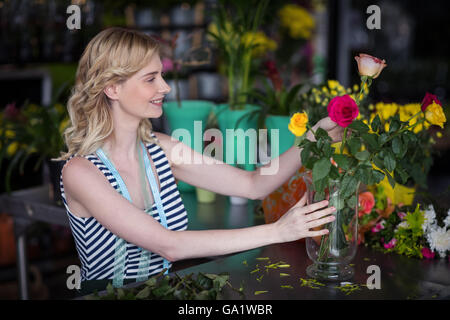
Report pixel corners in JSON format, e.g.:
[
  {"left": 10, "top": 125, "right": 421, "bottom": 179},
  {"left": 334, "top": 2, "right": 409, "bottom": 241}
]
[
  {"left": 370, "top": 114, "right": 381, "bottom": 132},
  {"left": 372, "top": 169, "right": 385, "bottom": 184},
  {"left": 348, "top": 138, "right": 362, "bottom": 156},
  {"left": 315, "top": 127, "right": 331, "bottom": 141},
  {"left": 384, "top": 151, "right": 396, "bottom": 172},
  {"left": 346, "top": 195, "right": 358, "bottom": 210},
  {"left": 392, "top": 136, "right": 402, "bottom": 155},
  {"left": 348, "top": 120, "right": 370, "bottom": 133},
  {"left": 378, "top": 133, "right": 389, "bottom": 146},
  {"left": 372, "top": 155, "right": 384, "bottom": 170},
  {"left": 341, "top": 174, "right": 357, "bottom": 199},
  {"left": 383, "top": 169, "right": 396, "bottom": 188},
  {"left": 106, "top": 283, "right": 115, "bottom": 296},
  {"left": 394, "top": 167, "right": 409, "bottom": 184},
  {"left": 313, "top": 178, "right": 327, "bottom": 196},
  {"left": 362, "top": 133, "right": 379, "bottom": 151},
  {"left": 313, "top": 158, "right": 331, "bottom": 182},
  {"left": 301, "top": 142, "right": 312, "bottom": 164},
  {"left": 355, "top": 150, "right": 370, "bottom": 161},
  {"left": 389, "top": 117, "right": 401, "bottom": 133},
  {"left": 333, "top": 154, "right": 351, "bottom": 171}
]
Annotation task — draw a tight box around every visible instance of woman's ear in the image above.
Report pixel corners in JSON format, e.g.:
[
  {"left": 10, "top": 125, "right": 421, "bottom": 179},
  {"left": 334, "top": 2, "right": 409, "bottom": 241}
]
[{"left": 104, "top": 83, "right": 120, "bottom": 101}]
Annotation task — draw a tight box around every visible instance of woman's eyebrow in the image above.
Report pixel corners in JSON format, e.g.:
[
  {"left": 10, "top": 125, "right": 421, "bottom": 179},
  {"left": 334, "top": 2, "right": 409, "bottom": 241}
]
[{"left": 141, "top": 71, "right": 159, "bottom": 78}]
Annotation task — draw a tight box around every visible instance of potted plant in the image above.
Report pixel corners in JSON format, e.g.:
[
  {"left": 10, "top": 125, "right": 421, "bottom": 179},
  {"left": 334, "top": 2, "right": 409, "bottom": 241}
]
[
  {"left": 247, "top": 59, "right": 304, "bottom": 158},
  {"left": 207, "top": 0, "right": 274, "bottom": 205},
  {"left": 158, "top": 33, "right": 215, "bottom": 192},
  {"left": 0, "top": 92, "right": 70, "bottom": 205}
]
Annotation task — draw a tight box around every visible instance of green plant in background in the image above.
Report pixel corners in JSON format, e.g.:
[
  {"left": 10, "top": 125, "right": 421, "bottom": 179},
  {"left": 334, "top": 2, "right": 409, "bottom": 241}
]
[
  {"left": 0, "top": 85, "right": 70, "bottom": 193},
  {"left": 247, "top": 60, "right": 304, "bottom": 117},
  {"left": 207, "top": 0, "right": 272, "bottom": 110}
]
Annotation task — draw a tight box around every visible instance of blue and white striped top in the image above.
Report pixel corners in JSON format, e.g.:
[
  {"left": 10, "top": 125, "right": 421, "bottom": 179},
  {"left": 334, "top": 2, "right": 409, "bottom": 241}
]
[{"left": 60, "top": 133, "right": 188, "bottom": 282}]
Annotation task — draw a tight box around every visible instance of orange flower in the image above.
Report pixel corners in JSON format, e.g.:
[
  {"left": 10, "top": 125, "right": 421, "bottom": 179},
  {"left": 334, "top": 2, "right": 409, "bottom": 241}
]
[{"left": 358, "top": 191, "right": 375, "bottom": 217}]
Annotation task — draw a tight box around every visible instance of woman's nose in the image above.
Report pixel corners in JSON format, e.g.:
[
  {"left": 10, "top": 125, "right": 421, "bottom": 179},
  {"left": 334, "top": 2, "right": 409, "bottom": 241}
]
[{"left": 159, "top": 77, "right": 171, "bottom": 95}]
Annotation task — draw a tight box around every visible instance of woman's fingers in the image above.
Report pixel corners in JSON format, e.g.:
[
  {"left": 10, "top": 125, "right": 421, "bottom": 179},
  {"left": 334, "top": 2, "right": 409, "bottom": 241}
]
[
  {"left": 307, "top": 215, "right": 335, "bottom": 229},
  {"left": 305, "top": 206, "right": 336, "bottom": 222},
  {"left": 299, "top": 199, "right": 329, "bottom": 214},
  {"left": 308, "top": 229, "right": 330, "bottom": 237}
]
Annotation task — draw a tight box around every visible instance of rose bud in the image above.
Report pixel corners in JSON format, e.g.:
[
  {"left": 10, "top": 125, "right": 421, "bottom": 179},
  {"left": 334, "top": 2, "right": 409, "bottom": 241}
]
[{"left": 354, "top": 53, "right": 387, "bottom": 79}]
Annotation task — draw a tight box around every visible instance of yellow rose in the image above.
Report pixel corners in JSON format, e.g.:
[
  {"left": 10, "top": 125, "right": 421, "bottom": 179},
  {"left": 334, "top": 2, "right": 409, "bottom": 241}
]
[
  {"left": 425, "top": 102, "right": 447, "bottom": 128},
  {"left": 288, "top": 112, "right": 308, "bottom": 137}
]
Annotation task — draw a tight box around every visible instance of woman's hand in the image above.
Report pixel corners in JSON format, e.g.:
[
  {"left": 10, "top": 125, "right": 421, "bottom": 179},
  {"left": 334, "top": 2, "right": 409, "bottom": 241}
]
[
  {"left": 306, "top": 116, "right": 345, "bottom": 143},
  {"left": 273, "top": 194, "right": 336, "bottom": 243}
]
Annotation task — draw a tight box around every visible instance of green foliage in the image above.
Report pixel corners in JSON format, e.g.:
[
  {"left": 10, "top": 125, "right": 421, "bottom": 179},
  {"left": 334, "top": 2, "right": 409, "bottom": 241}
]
[
  {"left": 0, "top": 86, "right": 69, "bottom": 192},
  {"left": 246, "top": 80, "right": 304, "bottom": 116},
  {"left": 86, "top": 270, "right": 244, "bottom": 300}
]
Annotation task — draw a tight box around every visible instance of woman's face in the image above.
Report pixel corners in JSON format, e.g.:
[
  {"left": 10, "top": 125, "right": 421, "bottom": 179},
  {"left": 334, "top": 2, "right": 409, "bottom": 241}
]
[{"left": 116, "top": 54, "right": 171, "bottom": 120}]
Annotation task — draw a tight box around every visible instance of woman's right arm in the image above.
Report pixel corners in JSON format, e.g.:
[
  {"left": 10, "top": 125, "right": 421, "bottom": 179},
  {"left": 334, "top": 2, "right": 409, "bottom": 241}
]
[{"left": 63, "top": 157, "right": 336, "bottom": 262}]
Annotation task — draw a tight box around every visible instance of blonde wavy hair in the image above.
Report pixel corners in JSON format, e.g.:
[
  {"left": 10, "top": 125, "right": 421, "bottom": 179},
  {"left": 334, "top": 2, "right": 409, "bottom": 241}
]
[{"left": 57, "top": 27, "right": 162, "bottom": 160}]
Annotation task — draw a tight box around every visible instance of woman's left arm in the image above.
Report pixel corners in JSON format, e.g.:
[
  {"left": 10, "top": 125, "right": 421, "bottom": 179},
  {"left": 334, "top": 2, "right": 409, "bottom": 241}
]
[{"left": 154, "top": 117, "right": 343, "bottom": 200}]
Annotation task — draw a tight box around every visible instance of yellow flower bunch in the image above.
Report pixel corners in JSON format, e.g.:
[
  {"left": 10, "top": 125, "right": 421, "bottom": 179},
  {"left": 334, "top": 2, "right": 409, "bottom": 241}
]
[
  {"left": 303, "top": 79, "right": 365, "bottom": 108},
  {"left": 370, "top": 102, "right": 430, "bottom": 133},
  {"left": 278, "top": 4, "right": 315, "bottom": 39},
  {"left": 242, "top": 31, "right": 277, "bottom": 57}
]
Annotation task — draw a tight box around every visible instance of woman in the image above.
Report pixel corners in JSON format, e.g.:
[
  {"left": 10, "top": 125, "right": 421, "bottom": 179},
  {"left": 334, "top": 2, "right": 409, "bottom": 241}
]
[{"left": 59, "top": 27, "right": 342, "bottom": 295}]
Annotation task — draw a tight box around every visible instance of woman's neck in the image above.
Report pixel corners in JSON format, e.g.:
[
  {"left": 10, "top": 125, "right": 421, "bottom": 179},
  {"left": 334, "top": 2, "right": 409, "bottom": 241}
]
[{"left": 103, "top": 122, "right": 141, "bottom": 166}]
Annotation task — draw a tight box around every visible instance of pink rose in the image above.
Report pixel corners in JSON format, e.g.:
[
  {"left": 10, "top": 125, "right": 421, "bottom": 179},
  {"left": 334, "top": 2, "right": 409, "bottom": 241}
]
[
  {"left": 421, "top": 92, "right": 442, "bottom": 112},
  {"left": 358, "top": 192, "right": 375, "bottom": 217},
  {"left": 421, "top": 247, "right": 435, "bottom": 259},
  {"left": 383, "top": 238, "right": 397, "bottom": 249},
  {"left": 327, "top": 95, "right": 359, "bottom": 128},
  {"left": 354, "top": 53, "right": 387, "bottom": 79}
]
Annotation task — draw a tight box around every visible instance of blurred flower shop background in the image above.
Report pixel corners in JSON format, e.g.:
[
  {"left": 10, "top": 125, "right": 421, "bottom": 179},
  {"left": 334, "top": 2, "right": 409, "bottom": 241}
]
[{"left": 0, "top": 0, "right": 449, "bottom": 299}]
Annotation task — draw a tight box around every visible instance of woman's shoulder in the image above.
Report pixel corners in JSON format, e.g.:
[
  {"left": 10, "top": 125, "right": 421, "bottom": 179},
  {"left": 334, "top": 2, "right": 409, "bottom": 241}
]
[
  {"left": 62, "top": 156, "right": 105, "bottom": 190},
  {"left": 151, "top": 131, "right": 182, "bottom": 152}
]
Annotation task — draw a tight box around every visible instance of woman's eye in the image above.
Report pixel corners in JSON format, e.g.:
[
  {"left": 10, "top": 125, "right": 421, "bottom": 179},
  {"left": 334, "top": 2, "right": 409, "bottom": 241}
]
[{"left": 147, "top": 78, "right": 155, "bottom": 82}]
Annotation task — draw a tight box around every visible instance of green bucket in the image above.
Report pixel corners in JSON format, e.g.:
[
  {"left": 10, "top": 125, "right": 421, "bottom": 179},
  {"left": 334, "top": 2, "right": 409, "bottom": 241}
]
[
  {"left": 214, "top": 104, "right": 260, "bottom": 171},
  {"left": 265, "top": 115, "right": 295, "bottom": 158},
  {"left": 163, "top": 100, "right": 215, "bottom": 192}
]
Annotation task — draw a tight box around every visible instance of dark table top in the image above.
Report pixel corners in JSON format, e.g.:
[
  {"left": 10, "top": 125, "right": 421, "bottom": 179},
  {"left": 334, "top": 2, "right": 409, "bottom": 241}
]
[
  {"left": 173, "top": 240, "right": 450, "bottom": 300},
  {"left": 3, "top": 185, "right": 449, "bottom": 300}
]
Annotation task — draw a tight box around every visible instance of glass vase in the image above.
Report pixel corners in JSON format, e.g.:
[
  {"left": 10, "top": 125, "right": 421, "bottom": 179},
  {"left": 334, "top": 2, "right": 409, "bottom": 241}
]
[{"left": 303, "top": 172, "right": 359, "bottom": 282}]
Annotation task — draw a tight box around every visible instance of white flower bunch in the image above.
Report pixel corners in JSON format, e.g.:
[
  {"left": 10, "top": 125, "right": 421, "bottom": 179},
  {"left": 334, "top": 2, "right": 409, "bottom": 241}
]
[{"left": 423, "top": 205, "right": 450, "bottom": 258}]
